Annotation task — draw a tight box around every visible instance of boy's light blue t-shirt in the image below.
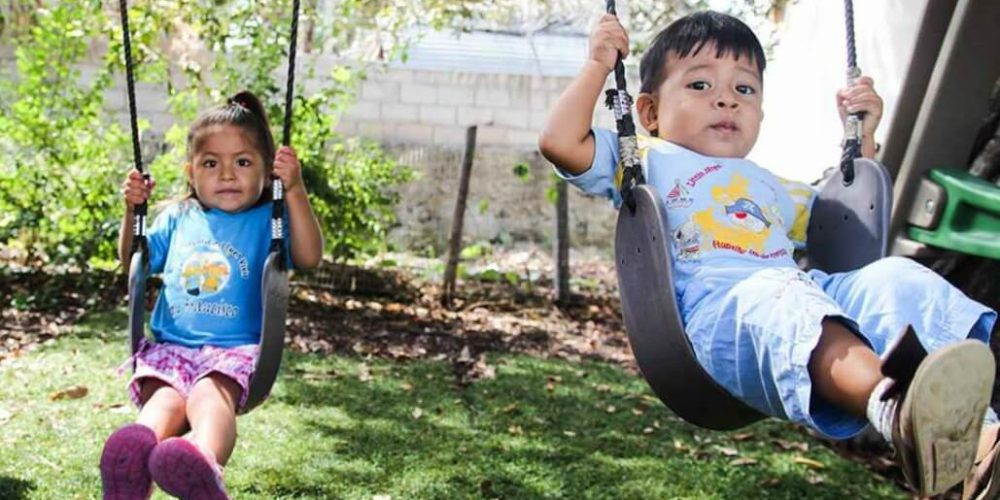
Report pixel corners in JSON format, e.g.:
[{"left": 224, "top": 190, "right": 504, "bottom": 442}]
[
  {"left": 146, "top": 200, "right": 290, "bottom": 348},
  {"left": 558, "top": 128, "right": 817, "bottom": 314}
]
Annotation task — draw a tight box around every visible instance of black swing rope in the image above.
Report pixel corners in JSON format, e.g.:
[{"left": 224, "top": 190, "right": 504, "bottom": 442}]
[
  {"left": 119, "top": 0, "right": 147, "bottom": 259},
  {"left": 272, "top": 0, "right": 301, "bottom": 266},
  {"left": 604, "top": 0, "right": 643, "bottom": 212},
  {"left": 839, "top": 0, "right": 862, "bottom": 185}
]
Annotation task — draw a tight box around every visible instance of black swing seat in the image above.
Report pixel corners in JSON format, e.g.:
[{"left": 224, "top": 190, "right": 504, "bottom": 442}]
[
  {"left": 615, "top": 158, "right": 893, "bottom": 430},
  {"left": 127, "top": 249, "right": 289, "bottom": 415}
]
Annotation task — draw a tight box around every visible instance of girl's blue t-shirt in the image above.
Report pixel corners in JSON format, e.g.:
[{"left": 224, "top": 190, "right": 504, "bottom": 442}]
[
  {"left": 146, "top": 200, "right": 290, "bottom": 347},
  {"left": 557, "top": 128, "right": 818, "bottom": 315}
]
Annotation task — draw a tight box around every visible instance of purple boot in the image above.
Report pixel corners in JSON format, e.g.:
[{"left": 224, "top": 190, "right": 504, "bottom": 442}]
[
  {"left": 99, "top": 424, "right": 157, "bottom": 500},
  {"left": 149, "top": 437, "right": 230, "bottom": 500}
]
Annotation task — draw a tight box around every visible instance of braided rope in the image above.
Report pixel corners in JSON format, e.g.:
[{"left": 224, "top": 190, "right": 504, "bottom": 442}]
[
  {"left": 839, "top": 0, "right": 861, "bottom": 184},
  {"left": 844, "top": 0, "right": 857, "bottom": 71},
  {"left": 282, "top": 0, "right": 299, "bottom": 147},
  {"left": 119, "top": 0, "right": 148, "bottom": 252},
  {"left": 605, "top": 0, "right": 644, "bottom": 211},
  {"left": 271, "top": 0, "right": 300, "bottom": 257}
]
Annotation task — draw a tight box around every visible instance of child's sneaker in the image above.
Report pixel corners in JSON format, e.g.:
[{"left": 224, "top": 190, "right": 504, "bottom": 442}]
[
  {"left": 148, "top": 437, "right": 230, "bottom": 500},
  {"left": 884, "top": 337, "right": 995, "bottom": 496},
  {"left": 99, "top": 423, "right": 157, "bottom": 500},
  {"left": 963, "top": 431, "right": 1000, "bottom": 500}
]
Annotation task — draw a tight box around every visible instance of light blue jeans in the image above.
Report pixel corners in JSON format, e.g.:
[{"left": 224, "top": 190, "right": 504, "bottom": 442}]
[{"left": 684, "top": 256, "right": 997, "bottom": 439}]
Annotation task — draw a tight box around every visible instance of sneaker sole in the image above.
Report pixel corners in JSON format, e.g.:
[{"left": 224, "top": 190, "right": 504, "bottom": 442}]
[
  {"left": 905, "top": 340, "right": 995, "bottom": 496},
  {"left": 149, "top": 438, "right": 230, "bottom": 500},
  {"left": 99, "top": 424, "right": 157, "bottom": 500}
]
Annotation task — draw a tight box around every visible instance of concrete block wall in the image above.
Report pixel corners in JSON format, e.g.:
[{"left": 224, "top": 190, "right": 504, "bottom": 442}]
[
  {"left": 337, "top": 68, "right": 619, "bottom": 150},
  {"left": 4, "top": 49, "right": 629, "bottom": 251}
]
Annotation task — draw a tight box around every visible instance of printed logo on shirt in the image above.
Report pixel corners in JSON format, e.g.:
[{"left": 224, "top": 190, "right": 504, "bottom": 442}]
[
  {"left": 724, "top": 198, "right": 771, "bottom": 232},
  {"left": 665, "top": 178, "right": 694, "bottom": 209},
  {"left": 180, "top": 249, "right": 232, "bottom": 297},
  {"left": 693, "top": 173, "right": 774, "bottom": 253},
  {"left": 673, "top": 218, "right": 704, "bottom": 261}
]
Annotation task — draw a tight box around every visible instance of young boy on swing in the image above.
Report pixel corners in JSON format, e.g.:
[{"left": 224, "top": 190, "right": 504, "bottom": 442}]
[{"left": 539, "top": 10, "right": 999, "bottom": 498}]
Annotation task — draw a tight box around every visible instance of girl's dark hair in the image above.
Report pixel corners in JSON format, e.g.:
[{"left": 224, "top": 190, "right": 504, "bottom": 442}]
[
  {"left": 183, "top": 90, "right": 276, "bottom": 203},
  {"left": 639, "top": 11, "right": 766, "bottom": 95}
]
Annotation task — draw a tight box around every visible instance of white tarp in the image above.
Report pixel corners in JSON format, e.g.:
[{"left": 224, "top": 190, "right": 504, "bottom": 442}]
[{"left": 750, "top": 0, "right": 929, "bottom": 182}]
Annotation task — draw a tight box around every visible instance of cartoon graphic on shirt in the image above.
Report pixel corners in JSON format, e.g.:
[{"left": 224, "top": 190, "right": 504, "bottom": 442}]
[
  {"left": 692, "top": 173, "right": 774, "bottom": 253},
  {"left": 180, "top": 250, "right": 232, "bottom": 297},
  {"left": 673, "top": 218, "right": 704, "bottom": 260},
  {"left": 724, "top": 198, "right": 771, "bottom": 232},
  {"left": 665, "top": 178, "right": 694, "bottom": 208}
]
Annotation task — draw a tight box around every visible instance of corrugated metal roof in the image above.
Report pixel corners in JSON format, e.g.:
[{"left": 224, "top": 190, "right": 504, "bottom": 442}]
[{"left": 391, "top": 30, "right": 588, "bottom": 77}]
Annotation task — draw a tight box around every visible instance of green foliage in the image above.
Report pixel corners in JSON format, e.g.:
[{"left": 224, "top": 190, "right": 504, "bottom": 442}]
[
  {"left": 133, "top": 1, "right": 414, "bottom": 261},
  {"left": 459, "top": 241, "right": 492, "bottom": 260},
  {"left": 0, "top": 0, "right": 449, "bottom": 269},
  {"left": 0, "top": 2, "right": 128, "bottom": 269},
  {"left": 512, "top": 162, "right": 531, "bottom": 181}
]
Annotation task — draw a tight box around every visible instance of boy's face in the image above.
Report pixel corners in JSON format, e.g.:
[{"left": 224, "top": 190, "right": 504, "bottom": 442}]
[{"left": 637, "top": 42, "right": 763, "bottom": 158}]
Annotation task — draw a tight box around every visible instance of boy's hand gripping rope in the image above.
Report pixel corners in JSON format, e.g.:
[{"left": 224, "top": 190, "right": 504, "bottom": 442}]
[
  {"left": 839, "top": 0, "right": 862, "bottom": 185},
  {"left": 604, "top": 0, "right": 644, "bottom": 212}
]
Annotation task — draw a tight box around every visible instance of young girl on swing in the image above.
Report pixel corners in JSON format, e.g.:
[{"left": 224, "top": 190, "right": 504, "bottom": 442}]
[
  {"left": 540, "top": 11, "right": 1000, "bottom": 498},
  {"left": 100, "top": 90, "right": 323, "bottom": 499}
]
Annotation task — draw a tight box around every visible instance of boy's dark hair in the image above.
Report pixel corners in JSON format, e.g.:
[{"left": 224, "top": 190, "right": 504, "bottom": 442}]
[
  {"left": 183, "top": 90, "right": 276, "bottom": 203},
  {"left": 639, "top": 11, "right": 766, "bottom": 95}
]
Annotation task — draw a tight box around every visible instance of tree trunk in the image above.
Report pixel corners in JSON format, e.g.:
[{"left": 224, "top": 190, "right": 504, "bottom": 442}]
[
  {"left": 442, "top": 125, "right": 477, "bottom": 308},
  {"left": 554, "top": 178, "right": 571, "bottom": 305}
]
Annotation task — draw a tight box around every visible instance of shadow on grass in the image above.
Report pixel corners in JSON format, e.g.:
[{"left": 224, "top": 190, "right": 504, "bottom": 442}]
[
  {"left": 0, "top": 476, "right": 35, "bottom": 499},
  {"left": 261, "top": 353, "right": 900, "bottom": 499}
]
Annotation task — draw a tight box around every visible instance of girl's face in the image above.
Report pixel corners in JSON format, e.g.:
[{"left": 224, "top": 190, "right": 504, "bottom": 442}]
[{"left": 186, "top": 124, "right": 267, "bottom": 213}]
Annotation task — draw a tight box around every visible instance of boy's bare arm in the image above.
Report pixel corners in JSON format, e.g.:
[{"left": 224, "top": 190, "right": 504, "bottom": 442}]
[{"left": 538, "top": 14, "right": 629, "bottom": 175}]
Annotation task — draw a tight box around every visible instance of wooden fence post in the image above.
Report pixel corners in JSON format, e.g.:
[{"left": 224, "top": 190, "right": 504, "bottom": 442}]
[{"left": 442, "top": 125, "right": 477, "bottom": 307}]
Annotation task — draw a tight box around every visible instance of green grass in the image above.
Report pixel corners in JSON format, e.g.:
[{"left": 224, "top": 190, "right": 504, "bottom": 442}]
[{"left": 0, "top": 310, "right": 904, "bottom": 499}]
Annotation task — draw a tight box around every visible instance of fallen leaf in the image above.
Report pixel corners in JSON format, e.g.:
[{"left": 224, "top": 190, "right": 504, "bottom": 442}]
[
  {"left": 401, "top": 382, "right": 413, "bottom": 391},
  {"left": 501, "top": 403, "right": 519, "bottom": 413},
  {"left": 595, "top": 384, "right": 612, "bottom": 393},
  {"left": 643, "top": 427, "right": 655, "bottom": 434},
  {"left": 507, "top": 425, "right": 523, "bottom": 435},
  {"left": 563, "top": 430, "right": 577, "bottom": 437},
  {"left": 631, "top": 408, "right": 644, "bottom": 416},
  {"left": 358, "top": 364, "right": 373, "bottom": 382},
  {"left": 794, "top": 456, "right": 825, "bottom": 469},
  {"left": 773, "top": 438, "right": 809, "bottom": 452},
  {"left": 715, "top": 446, "right": 739, "bottom": 457},
  {"left": 50, "top": 385, "right": 88, "bottom": 401},
  {"left": 411, "top": 407, "right": 423, "bottom": 419},
  {"left": 605, "top": 405, "right": 617, "bottom": 414},
  {"left": 807, "top": 474, "right": 825, "bottom": 485},
  {"left": 732, "top": 432, "right": 754, "bottom": 441},
  {"left": 730, "top": 457, "right": 758, "bottom": 466}
]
